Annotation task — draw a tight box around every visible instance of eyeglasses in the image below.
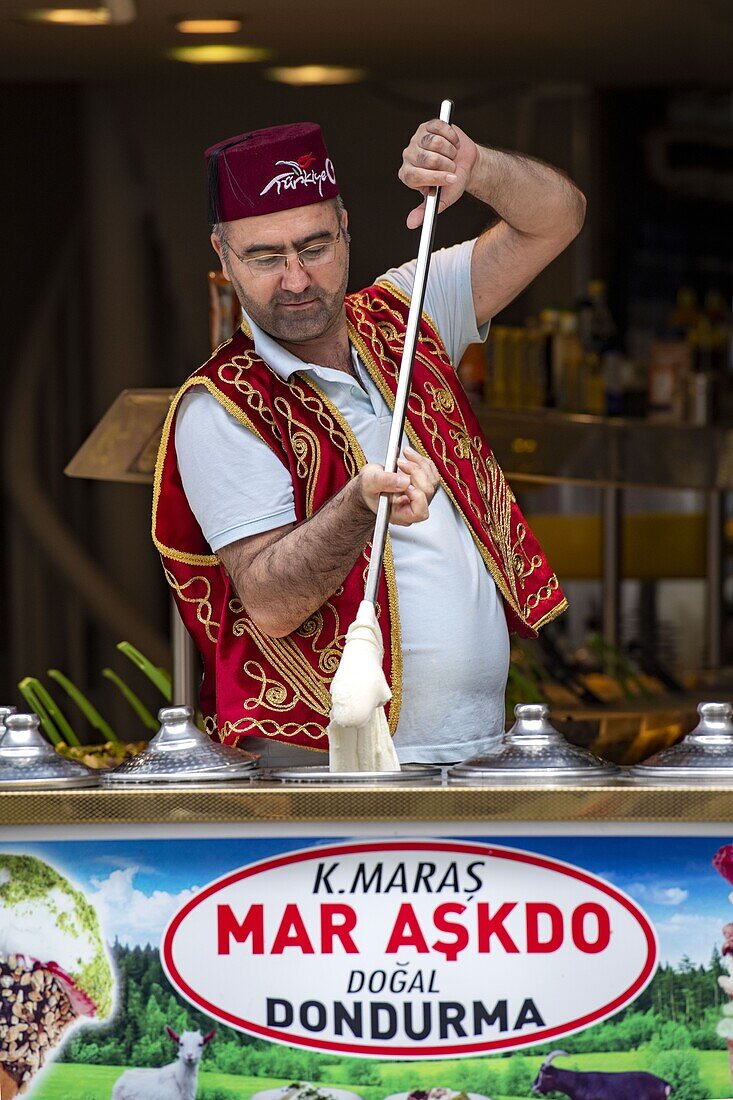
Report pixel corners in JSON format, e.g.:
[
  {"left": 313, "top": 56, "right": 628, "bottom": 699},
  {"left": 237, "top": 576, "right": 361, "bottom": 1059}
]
[{"left": 226, "top": 231, "right": 342, "bottom": 277}]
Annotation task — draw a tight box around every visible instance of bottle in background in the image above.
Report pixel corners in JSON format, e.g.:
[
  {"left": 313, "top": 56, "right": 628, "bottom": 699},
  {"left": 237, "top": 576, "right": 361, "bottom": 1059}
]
[
  {"left": 578, "top": 279, "right": 616, "bottom": 357},
  {"left": 486, "top": 326, "right": 510, "bottom": 407},
  {"left": 602, "top": 352, "right": 644, "bottom": 417},
  {"left": 508, "top": 328, "right": 526, "bottom": 408},
  {"left": 538, "top": 308, "right": 560, "bottom": 407},
  {"left": 555, "top": 311, "right": 584, "bottom": 412},
  {"left": 208, "top": 272, "right": 242, "bottom": 350},
  {"left": 648, "top": 338, "right": 692, "bottom": 421},
  {"left": 667, "top": 287, "right": 700, "bottom": 337},
  {"left": 703, "top": 290, "right": 732, "bottom": 375},
  {"left": 525, "top": 321, "right": 547, "bottom": 408},
  {"left": 585, "top": 352, "right": 605, "bottom": 415},
  {"left": 687, "top": 327, "right": 713, "bottom": 425}
]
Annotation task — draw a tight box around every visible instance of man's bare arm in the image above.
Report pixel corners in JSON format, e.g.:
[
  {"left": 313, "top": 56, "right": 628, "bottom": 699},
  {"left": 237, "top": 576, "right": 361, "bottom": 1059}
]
[
  {"left": 219, "top": 450, "right": 439, "bottom": 638},
  {"left": 399, "top": 119, "right": 587, "bottom": 326}
]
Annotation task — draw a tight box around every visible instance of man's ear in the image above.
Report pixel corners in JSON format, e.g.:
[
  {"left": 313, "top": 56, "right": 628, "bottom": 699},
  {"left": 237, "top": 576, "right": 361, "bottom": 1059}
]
[{"left": 210, "top": 232, "right": 228, "bottom": 277}]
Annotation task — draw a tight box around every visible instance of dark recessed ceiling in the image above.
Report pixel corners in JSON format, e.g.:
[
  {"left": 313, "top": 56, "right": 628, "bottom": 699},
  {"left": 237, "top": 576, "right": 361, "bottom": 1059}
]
[{"left": 1, "top": 0, "right": 731, "bottom": 84}]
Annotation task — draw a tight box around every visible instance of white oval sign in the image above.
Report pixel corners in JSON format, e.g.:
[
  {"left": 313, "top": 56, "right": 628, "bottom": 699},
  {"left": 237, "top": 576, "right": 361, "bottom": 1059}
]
[{"left": 162, "top": 839, "right": 657, "bottom": 1058}]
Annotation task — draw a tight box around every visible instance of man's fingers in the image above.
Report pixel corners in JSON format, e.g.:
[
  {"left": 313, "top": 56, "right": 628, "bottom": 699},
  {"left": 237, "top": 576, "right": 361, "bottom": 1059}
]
[
  {"left": 419, "top": 131, "right": 458, "bottom": 160},
  {"left": 400, "top": 164, "right": 458, "bottom": 189},
  {"left": 358, "top": 465, "right": 410, "bottom": 512},
  {"left": 399, "top": 448, "right": 441, "bottom": 495},
  {"left": 422, "top": 119, "right": 460, "bottom": 147},
  {"left": 414, "top": 149, "right": 457, "bottom": 174},
  {"left": 381, "top": 472, "right": 409, "bottom": 493},
  {"left": 406, "top": 197, "right": 448, "bottom": 230},
  {"left": 407, "top": 202, "right": 426, "bottom": 230},
  {"left": 397, "top": 455, "right": 430, "bottom": 491}
]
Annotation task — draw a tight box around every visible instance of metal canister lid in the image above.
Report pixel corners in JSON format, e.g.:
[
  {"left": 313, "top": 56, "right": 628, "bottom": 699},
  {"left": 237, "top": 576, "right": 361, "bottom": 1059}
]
[
  {"left": 102, "top": 705, "right": 258, "bottom": 784},
  {"left": 448, "top": 703, "right": 619, "bottom": 783},
  {"left": 0, "top": 706, "right": 16, "bottom": 738},
  {"left": 0, "top": 713, "right": 99, "bottom": 789},
  {"left": 264, "top": 764, "right": 441, "bottom": 785},
  {"left": 630, "top": 702, "right": 733, "bottom": 782}
]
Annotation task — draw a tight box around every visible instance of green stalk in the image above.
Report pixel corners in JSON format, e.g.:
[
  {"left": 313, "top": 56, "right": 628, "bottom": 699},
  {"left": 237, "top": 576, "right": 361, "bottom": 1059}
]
[
  {"left": 47, "top": 669, "right": 119, "bottom": 744},
  {"left": 16, "top": 677, "right": 70, "bottom": 748},
  {"left": 102, "top": 668, "right": 158, "bottom": 733},
  {"left": 116, "top": 642, "right": 172, "bottom": 701}
]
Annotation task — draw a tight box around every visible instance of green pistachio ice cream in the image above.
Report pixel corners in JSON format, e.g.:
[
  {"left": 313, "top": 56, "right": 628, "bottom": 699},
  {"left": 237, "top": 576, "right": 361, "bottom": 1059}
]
[{"left": 0, "top": 854, "right": 113, "bottom": 1017}]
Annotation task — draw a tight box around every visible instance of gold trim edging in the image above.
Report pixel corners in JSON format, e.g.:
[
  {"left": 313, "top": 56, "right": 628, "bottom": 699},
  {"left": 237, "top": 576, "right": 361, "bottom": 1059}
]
[{"left": 2, "top": 786, "right": 733, "bottom": 826}]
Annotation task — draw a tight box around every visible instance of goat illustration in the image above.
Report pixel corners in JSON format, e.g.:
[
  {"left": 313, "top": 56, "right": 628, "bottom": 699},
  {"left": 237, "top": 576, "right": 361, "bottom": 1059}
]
[{"left": 531, "top": 1049, "right": 673, "bottom": 1099}]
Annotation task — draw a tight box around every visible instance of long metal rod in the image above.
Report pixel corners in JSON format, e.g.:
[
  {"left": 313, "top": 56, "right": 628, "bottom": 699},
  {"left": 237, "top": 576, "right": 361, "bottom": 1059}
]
[{"left": 364, "top": 98, "right": 454, "bottom": 605}]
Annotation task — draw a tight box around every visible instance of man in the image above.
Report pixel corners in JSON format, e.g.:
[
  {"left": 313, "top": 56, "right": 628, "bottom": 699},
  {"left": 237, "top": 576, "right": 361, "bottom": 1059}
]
[{"left": 153, "top": 116, "right": 584, "bottom": 765}]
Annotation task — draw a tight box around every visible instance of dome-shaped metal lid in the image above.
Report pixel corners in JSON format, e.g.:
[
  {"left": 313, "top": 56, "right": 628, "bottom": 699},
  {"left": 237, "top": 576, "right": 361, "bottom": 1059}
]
[
  {"left": 102, "top": 705, "right": 258, "bottom": 784},
  {"left": 0, "top": 706, "right": 16, "bottom": 736},
  {"left": 0, "top": 713, "right": 99, "bottom": 788},
  {"left": 448, "top": 703, "right": 619, "bottom": 783},
  {"left": 630, "top": 702, "right": 733, "bottom": 781}
]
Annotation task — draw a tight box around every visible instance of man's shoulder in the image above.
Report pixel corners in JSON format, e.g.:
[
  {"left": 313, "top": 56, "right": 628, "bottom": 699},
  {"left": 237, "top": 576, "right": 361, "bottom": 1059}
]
[
  {"left": 193, "top": 324, "right": 252, "bottom": 377},
  {"left": 347, "top": 280, "right": 442, "bottom": 343},
  {"left": 347, "top": 280, "right": 419, "bottom": 324},
  {"left": 184, "top": 325, "right": 283, "bottom": 391}
]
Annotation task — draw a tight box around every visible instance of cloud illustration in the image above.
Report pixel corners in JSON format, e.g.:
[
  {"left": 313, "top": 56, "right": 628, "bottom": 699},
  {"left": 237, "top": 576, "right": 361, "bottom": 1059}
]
[
  {"left": 87, "top": 866, "right": 200, "bottom": 948},
  {"left": 627, "top": 882, "right": 689, "bottom": 906},
  {"left": 654, "top": 911, "right": 724, "bottom": 965}
]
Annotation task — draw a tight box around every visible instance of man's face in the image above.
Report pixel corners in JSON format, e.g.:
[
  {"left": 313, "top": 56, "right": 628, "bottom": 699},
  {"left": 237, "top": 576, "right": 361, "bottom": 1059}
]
[{"left": 212, "top": 199, "right": 349, "bottom": 344}]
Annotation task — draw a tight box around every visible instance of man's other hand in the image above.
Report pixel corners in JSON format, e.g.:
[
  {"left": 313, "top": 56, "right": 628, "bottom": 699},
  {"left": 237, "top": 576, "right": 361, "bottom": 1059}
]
[{"left": 359, "top": 447, "right": 440, "bottom": 527}]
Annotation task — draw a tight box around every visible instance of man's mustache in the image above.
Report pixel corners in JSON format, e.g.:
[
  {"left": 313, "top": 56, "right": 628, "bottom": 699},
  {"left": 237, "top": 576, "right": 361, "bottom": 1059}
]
[{"left": 273, "top": 291, "right": 322, "bottom": 305}]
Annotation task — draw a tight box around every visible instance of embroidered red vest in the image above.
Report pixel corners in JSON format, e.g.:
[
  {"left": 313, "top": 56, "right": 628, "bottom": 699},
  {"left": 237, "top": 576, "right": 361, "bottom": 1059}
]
[{"left": 153, "top": 281, "right": 567, "bottom": 750}]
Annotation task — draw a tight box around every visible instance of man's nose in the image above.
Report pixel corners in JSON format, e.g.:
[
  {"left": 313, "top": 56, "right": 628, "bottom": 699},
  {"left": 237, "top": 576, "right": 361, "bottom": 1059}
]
[{"left": 280, "top": 259, "right": 311, "bottom": 293}]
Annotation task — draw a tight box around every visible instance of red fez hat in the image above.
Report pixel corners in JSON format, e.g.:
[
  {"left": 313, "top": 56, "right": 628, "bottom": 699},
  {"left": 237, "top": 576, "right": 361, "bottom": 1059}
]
[{"left": 206, "top": 122, "right": 339, "bottom": 224}]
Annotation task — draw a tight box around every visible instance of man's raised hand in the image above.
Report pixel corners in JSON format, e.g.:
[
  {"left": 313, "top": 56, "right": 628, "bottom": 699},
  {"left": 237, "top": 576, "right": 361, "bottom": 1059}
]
[{"left": 398, "top": 118, "right": 478, "bottom": 229}]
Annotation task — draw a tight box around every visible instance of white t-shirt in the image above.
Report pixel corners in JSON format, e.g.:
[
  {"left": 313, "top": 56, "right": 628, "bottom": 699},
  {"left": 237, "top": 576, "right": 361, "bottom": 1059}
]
[{"left": 175, "top": 239, "right": 509, "bottom": 764}]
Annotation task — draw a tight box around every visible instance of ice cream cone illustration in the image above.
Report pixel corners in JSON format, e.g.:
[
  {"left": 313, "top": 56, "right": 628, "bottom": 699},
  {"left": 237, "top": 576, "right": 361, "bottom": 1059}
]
[{"left": 0, "top": 855, "right": 114, "bottom": 1094}]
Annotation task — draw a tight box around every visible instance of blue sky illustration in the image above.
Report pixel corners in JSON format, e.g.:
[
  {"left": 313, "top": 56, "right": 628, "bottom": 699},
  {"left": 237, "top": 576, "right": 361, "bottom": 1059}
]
[{"left": 2, "top": 834, "right": 732, "bottom": 968}]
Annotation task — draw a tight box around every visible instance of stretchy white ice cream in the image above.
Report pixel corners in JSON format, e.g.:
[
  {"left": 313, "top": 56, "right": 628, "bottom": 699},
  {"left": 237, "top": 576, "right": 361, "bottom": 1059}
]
[{"left": 328, "top": 600, "right": 400, "bottom": 772}]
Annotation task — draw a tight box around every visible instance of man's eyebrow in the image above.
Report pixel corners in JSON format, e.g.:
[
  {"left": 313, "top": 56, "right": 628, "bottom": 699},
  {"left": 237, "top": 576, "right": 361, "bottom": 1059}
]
[{"left": 240, "top": 228, "right": 337, "bottom": 255}]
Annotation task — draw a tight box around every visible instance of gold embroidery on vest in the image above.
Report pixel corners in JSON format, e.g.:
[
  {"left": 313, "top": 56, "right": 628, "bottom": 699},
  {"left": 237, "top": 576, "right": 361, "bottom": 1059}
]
[
  {"left": 377, "top": 321, "right": 401, "bottom": 343},
  {"left": 221, "top": 716, "right": 327, "bottom": 744},
  {"left": 425, "top": 382, "right": 456, "bottom": 416},
  {"left": 534, "top": 595, "right": 569, "bottom": 631},
  {"left": 218, "top": 354, "right": 284, "bottom": 441},
  {"left": 296, "top": 594, "right": 346, "bottom": 676},
  {"left": 368, "top": 281, "right": 442, "bottom": 345},
  {"left": 272, "top": 396, "right": 322, "bottom": 517},
  {"left": 522, "top": 574, "right": 563, "bottom": 621},
  {"left": 232, "top": 619, "right": 332, "bottom": 716},
  {"left": 163, "top": 568, "right": 220, "bottom": 643},
  {"left": 286, "top": 379, "right": 359, "bottom": 477},
  {"left": 512, "top": 523, "right": 543, "bottom": 589},
  {"left": 241, "top": 660, "right": 294, "bottom": 711}
]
